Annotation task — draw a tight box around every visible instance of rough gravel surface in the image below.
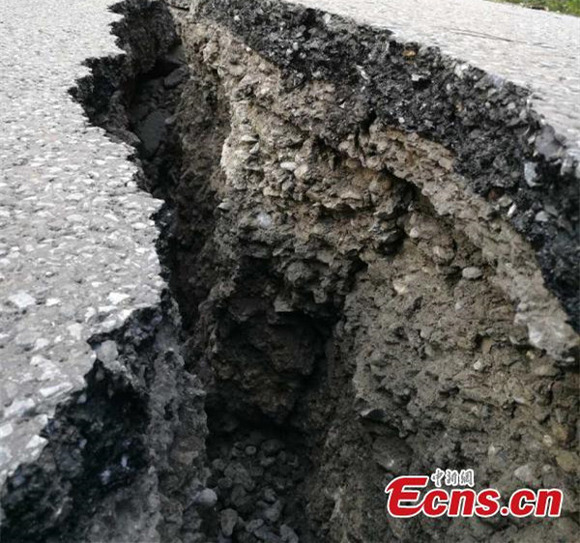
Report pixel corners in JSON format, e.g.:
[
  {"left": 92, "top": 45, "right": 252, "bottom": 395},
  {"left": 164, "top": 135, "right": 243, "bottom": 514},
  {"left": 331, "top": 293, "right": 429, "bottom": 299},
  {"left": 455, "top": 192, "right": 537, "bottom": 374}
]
[{"left": 0, "top": 0, "right": 164, "bottom": 483}]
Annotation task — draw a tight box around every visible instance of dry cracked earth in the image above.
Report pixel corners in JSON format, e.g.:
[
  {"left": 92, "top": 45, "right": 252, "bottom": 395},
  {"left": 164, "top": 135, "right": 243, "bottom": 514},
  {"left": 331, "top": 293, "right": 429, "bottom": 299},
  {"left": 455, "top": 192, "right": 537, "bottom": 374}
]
[{"left": 0, "top": 0, "right": 578, "bottom": 542}]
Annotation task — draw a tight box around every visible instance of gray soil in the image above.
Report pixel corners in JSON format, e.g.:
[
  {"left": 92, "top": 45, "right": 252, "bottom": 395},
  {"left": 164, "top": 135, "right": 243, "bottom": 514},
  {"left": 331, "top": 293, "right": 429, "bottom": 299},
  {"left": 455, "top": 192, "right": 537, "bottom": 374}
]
[{"left": 0, "top": 1, "right": 578, "bottom": 542}]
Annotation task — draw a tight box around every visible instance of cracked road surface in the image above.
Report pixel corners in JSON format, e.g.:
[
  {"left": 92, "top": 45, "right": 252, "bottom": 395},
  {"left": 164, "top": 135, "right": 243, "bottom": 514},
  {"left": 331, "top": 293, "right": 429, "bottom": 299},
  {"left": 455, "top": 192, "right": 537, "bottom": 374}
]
[
  {"left": 289, "top": 0, "right": 580, "bottom": 158},
  {"left": 0, "top": 0, "right": 164, "bottom": 482},
  {"left": 0, "top": 0, "right": 578, "bottom": 496}
]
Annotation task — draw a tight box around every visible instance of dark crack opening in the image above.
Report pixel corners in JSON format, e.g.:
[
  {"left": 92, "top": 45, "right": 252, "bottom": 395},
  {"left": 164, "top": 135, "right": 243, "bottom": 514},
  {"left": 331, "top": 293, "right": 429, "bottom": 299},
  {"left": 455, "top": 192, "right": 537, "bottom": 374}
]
[{"left": 1, "top": 1, "right": 363, "bottom": 541}]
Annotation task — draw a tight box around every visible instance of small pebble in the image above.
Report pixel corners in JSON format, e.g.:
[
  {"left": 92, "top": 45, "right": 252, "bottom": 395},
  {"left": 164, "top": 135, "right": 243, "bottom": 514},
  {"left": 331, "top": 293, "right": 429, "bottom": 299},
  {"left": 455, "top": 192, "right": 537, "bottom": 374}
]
[
  {"left": 462, "top": 267, "right": 483, "bottom": 280},
  {"left": 195, "top": 488, "right": 218, "bottom": 508},
  {"left": 220, "top": 508, "right": 238, "bottom": 537},
  {"left": 7, "top": 291, "right": 36, "bottom": 310}
]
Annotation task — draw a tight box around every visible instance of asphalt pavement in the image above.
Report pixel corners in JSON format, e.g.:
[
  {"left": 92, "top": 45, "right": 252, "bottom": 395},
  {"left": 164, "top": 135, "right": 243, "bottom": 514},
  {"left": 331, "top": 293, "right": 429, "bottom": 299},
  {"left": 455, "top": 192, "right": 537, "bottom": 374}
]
[
  {"left": 0, "top": 0, "right": 164, "bottom": 483},
  {"left": 289, "top": 0, "right": 580, "bottom": 157}
]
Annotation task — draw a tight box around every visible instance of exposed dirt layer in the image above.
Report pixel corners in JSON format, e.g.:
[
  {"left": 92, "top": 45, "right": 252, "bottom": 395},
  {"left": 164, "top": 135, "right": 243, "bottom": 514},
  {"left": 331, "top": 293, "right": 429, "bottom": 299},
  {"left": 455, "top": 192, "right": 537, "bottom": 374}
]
[
  {"left": 1, "top": 1, "right": 578, "bottom": 542},
  {"left": 190, "top": 0, "right": 580, "bottom": 334}
]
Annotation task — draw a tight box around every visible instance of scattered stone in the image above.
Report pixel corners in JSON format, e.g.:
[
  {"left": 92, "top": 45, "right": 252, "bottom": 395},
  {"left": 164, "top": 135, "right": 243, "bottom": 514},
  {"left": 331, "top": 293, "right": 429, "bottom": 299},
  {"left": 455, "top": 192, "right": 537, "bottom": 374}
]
[
  {"left": 263, "top": 487, "right": 277, "bottom": 504},
  {"left": 555, "top": 451, "right": 578, "bottom": 474},
  {"left": 25, "top": 435, "right": 47, "bottom": 450},
  {"left": 524, "top": 162, "right": 539, "bottom": 187},
  {"left": 532, "top": 364, "right": 559, "bottom": 377},
  {"left": 0, "top": 423, "right": 14, "bottom": 439},
  {"left": 14, "top": 331, "right": 37, "bottom": 350},
  {"left": 67, "top": 323, "right": 83, "bottom": 341},
  {"left": 195, "top": 488, "right": 218, "bottom": 508},
  {"left": 95, "top": 340, "right": 118, "bottom": 363},
  {"left": 246, "top": 519, "right": 265, "bottom": 533},
  {"left": 339, "top": 189, "right": 362, "bottom": 200},
  {"left": 231, "top": 484, "right": 249, "bottom": 509},
  {"left": 256, "top": 211, "right": 272, "bottom": 229},
  {"left": 30, "top": 355, "right": 50, "bottom": 367},
  {"left": 514, "top": 464, "right": 535, "bottom": 484},
  {"left": 280, "top": 161, "right": 297, "bottom": 171},
  {"left": 39, "top": 382, "right": 73, "bottom": 398},
  {"left": 7, "top": 291, "right": 36, "bottom": 310},
  {"left": 220, "top": 508, "right": 238, "bottom": 537},
  {"left": 280, "top": 525, "right": 299, "bottom": 543},
  {"left": 4, "top": 398, "right": 35, "bottom": 418},
  {"left": 108, "top": 292, "right": 130, "bottom": 305},
  {"left": 392, "top": 279, "right": 408, "bottom": 295},
  {"left": 462, "top": 267, "right": 483, "bottom": 280},
  {"left": 260, "top": 455, "right": 276, "bottom": 468},
  {"left": 263, "top": 500, "right": 283, "bottom": 523},
  {"left": 432, "top": 245, "right": 455, "bottom": 264}
]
